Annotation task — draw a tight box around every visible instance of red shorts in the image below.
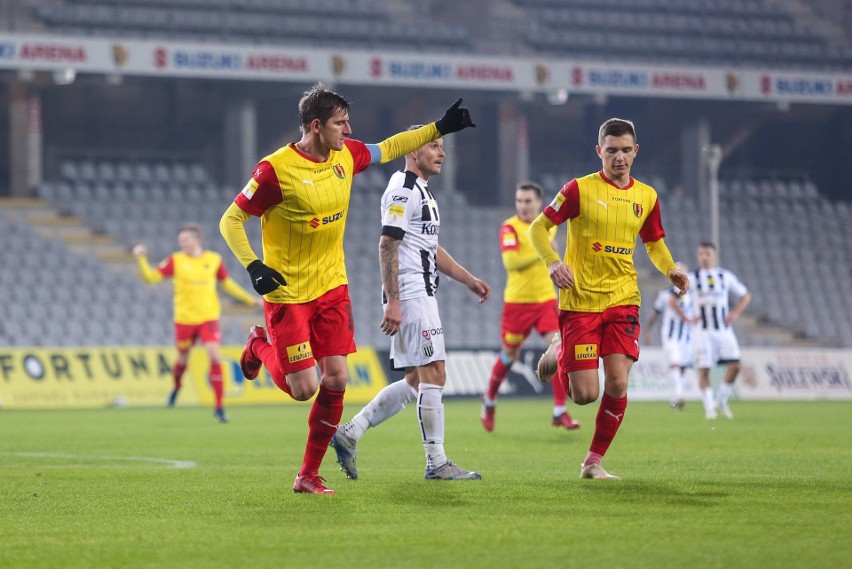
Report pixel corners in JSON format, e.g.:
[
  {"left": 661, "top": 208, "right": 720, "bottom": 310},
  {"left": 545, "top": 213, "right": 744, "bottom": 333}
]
[
  {"left": 174, "top": 320, "right": 221, "bottom": 353},
  {"left": 556, "top": 305, "right": 640, "bottom": 378},
  {"left": 500, "top": 300, "right": 558, "bottom": 347},
  {"left": 264, "top": 284, "right": 356, "bottom": 375}
]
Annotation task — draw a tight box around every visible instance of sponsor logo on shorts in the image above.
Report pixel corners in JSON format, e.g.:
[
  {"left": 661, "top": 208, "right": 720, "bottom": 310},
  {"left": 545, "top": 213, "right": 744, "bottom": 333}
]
[
  {"left": 286, "top": 341, "right": 313, "bottom": 364},
  {"left": 574, "top": 343, "right": 598, "bottom": 360},
  {"left": 421, "top": 327, "right": 443, "bottom": 340},
  {"left": 504, "top": 331, "right": 525, "bottom": 345}
]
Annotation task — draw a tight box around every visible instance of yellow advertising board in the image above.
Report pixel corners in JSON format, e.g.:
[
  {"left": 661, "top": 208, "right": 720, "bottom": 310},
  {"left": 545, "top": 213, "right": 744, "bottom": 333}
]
[
  {"left": 187, "top": 346, "right": 388, "bottom": 406},
  {"left": 0, "top": 345, "right": 388, "bottom": 409},
  {"left": 0, "top": 347, "right": 185, "bottom": 409}
]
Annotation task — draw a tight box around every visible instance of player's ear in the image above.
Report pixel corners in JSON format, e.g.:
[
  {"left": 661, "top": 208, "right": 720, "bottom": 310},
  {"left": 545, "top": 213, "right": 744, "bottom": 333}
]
[
  {"left": 595, "top": 145, "right": 603, "bottom": 158},
  {"left": 310, "top": 118, "right": 322, "bottom": 133},
  {"left": 634, "top": 143, "right": 639, "bottom": 156}
]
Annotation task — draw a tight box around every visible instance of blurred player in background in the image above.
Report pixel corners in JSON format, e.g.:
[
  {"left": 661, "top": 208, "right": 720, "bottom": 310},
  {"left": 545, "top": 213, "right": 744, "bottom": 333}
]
[
  {"left": 331, "top": 129, "right": 490, "bottom": 481},
  {"left": 530, "top": 118, "right": 689, "bottom": 480},
  {"left": 480, "top": 182, "right": 579, "bottom": 432},
  {"left": 219, "top": 83, "right": 477, "bottom": 494},
  {"left": 692, "top": 242, "right": 751, "bottom": 420},
  {"left": 132, "top": 224, "right": 260, "bottom": 423},
  {"left": 643, "top": 262, "right": 698, "bottom": 409}
]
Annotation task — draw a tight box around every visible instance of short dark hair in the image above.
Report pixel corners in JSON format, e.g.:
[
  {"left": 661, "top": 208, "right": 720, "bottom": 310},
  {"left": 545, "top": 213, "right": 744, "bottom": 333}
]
[
  {"left": 598, "top": 118, "right": 636, "bottom": 145},
  {"left": 699, "top": 241, "right": 717, "bottom": 250},
  {"left": 516, "top": 181, "right": 542, "bottom": 199},
  {"left": 298, "top": 82, "right": 351, "bottom": 132},
  {"left": 179, "top": 223, "right": 202, "bottom": 240}
]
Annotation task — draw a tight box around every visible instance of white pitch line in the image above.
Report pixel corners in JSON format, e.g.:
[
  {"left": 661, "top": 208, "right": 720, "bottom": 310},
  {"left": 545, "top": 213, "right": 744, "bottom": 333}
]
[{"left": 3, "top": 451, "right": 197, "bottom": 469}]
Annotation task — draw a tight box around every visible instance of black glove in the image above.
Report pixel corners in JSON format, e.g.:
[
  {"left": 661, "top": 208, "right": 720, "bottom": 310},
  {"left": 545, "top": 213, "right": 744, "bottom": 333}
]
[
  {"left": 435, "top": 98, "right": 476, "bottom": 135},
  {"left": 247, "top": 260, "right": 286, "bottom": 295}
]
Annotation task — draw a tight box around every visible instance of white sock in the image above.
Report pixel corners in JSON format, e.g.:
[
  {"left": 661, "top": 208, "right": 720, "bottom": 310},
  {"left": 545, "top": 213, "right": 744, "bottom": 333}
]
[
  {"left": 342, "top": 380, "right": 416, "bottom": 442},
  {"left": 702, "top": 387, "right": 715, "bottom": 415},
  {"left": 669, "top": 366, "right": 684, "bottom": 400},
  {"left": 552, "top": 405, "right": 566, "bottom": 417},
  {"left": 417, "top": 383, "right": 446, "bottom": 470},
  {"left": 717, "top": 383, "right": 734, "bottom": 405}
]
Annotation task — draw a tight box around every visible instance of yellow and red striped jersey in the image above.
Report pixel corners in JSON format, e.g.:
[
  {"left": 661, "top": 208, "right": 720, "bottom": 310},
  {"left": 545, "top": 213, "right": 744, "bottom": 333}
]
[
  {"left": 234, "top": 139, "right": 372, "bottom": 303},
  {"left": 500, "top": 216, "right": 557, "bottom": 304},
  {"left": 543, "top": 171, "right": 666, "bottom": 312},
  {"left": 157, "top": 251, "right": 230, "bottom": 325}
]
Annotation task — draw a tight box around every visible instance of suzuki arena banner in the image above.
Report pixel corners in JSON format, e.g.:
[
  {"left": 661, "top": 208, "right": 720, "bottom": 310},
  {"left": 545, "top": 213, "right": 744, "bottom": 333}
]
[
  {"left": 0, "top": 346, "right": 388, "bottom": 409},
  {"left": 4, "top": 33, "right": 852, "bottom": 105}
]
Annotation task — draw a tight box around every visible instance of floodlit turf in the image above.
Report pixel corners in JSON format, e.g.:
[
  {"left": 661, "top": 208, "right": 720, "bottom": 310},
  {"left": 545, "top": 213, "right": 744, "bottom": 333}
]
[{"left": 1, "top": 399, "right": 849, "bottom": 568}]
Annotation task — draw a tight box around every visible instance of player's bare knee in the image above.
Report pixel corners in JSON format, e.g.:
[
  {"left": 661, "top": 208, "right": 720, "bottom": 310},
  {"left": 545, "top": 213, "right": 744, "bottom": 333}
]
[{"left": 572, "top": 392, "right": 597, "bottom": 405}]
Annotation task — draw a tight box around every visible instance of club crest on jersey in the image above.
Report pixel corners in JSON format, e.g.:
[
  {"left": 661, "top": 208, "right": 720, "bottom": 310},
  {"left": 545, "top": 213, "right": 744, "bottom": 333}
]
[
  {"left": 333, "top": 164, "right": 345, "bottom": 179},
  {"left": 633, "top": 203, "right": 644, "bottom": 217}
]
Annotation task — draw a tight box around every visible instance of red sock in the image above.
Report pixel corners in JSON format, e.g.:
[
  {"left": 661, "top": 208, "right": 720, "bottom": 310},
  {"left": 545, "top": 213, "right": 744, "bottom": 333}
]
[
  {"left": 209, "top": 362, "right": 224, "bottom": 410},
  {"left": 486, "top": 357, "right": 510, "bottom": 400},
  {"left": 254, "top": 341, "right": 292, "bottom": 396},
  {"left": 552, "top": 368, "right": 567, "bottom": 407},
  {"left": 172, "top": 361, "right": 187, "bottom": 391},
  {"left": 588, "top": 393, "right": 628, "bottom": 459},
  {"left": 299, "top": 385, "right": 345, "bottom": 477}
]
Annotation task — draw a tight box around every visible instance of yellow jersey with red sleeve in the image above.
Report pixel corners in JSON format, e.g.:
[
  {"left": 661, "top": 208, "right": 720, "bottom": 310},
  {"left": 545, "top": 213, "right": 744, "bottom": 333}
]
[
  {"left": 155, "top": 251, "right": 229, "bottom": 325},
  {"left": 233, "top": 139, "right": 372, "bottom": 304},
  {"left": 500, "top": 216, "right": 557, "bottom": 304},
  {"left": 542, "top": 171, "right": 667, "bottom": 312}
]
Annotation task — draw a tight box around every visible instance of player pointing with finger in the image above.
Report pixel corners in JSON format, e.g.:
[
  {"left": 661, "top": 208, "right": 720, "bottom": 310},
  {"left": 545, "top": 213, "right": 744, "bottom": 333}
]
[{"left": 219, "top": 83, "right": 476, "bottom": 495}]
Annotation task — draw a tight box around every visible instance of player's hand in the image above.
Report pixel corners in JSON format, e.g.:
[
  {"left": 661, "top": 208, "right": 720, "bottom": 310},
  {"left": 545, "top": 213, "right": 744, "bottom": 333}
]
[
  {"left": 548, "top": 261, "right": 575, "bottom": 289},
  {"left": 132, "top": 244, "right": 147, "bottom": 258},
  {"left": 380, "top": 300, "right": 402, "bottom": 336},
  {"left": 247, "top": 260, "right": 286, "bottom": 295},
  {"left": 668, "top": 268, "right": 689, "bottom": 294},
  {"left": 469, "top": 278, "right": 491, "bottom": 303},
  {"left": 435, "top": 98, "right": 476, "bottom": 135}
]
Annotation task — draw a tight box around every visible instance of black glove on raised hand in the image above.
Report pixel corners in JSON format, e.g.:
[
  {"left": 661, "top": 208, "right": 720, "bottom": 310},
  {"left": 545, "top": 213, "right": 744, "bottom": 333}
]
[
  {"left": 435, "top": 98, "right": 476, "bottom": 135},
  {"left": 247, "top": 260, "right": 286, "bottom": 295}
]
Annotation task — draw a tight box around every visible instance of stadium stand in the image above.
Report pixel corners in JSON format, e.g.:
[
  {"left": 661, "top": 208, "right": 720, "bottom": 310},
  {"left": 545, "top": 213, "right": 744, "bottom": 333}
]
[{"left": 29, "top": 0, "right": 471, "bottom": 51}]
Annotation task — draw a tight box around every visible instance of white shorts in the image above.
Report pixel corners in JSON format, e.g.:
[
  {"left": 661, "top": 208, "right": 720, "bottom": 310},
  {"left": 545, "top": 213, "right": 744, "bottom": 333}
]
[
  {"left": 662, "top": 337, "right": 694, "bottom": 368},
  {"left": 389, "top": 296, "right": 446, "bottom": 369},
  {"left": 694, "top": 327, "right": 741, "bottom": 368}
]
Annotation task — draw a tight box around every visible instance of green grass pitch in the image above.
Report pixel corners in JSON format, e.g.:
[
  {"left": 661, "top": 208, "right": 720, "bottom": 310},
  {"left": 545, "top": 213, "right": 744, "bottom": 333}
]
[{"left": 1, "top": 399, "right": 849, "bottom": 568}]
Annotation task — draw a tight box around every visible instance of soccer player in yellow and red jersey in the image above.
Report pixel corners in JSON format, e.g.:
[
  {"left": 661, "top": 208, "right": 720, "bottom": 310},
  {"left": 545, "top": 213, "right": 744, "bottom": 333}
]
[
  {"left": 133, "top": 224, "right": 260, "bottom": 422},
  {"left": 480, "top": 182, "right": 579, "bottom": 432},
  {"left": 219, "top": 83, "right": 476, "bottom": 495},
  {"left": 529, "top": 118, "right": 689, "bottom": 480}
]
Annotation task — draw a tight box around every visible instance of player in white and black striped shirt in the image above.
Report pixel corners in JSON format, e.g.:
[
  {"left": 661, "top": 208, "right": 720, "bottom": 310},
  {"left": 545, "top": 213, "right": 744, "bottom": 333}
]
[
  {"left": 644, "top": 262, "right": 698, "bottom": 409},
  {"left": 332, "top": 130, "right": 491, "bottom": 481},
  {"left": 691, "top": 242, "right": 751, "bottom": 419}
]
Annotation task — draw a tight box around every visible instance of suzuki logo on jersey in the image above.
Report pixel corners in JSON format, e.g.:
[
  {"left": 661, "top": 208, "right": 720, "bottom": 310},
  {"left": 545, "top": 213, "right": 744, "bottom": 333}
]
[
  {"left": 333, "top": 164, "right": 345, "bottom": 179},
  {"left": 421, "top": 223, "right": 439, "bottom": 235},
  {"left": 310, "top": 210, "right": 344, "bottom": 229},
  {"left": 592, "top": 240, "right": 633, "bottom": 256}
]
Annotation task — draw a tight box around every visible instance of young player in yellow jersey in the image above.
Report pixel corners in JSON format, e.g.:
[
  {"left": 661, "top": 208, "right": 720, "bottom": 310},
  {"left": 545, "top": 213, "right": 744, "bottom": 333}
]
[
  {"left": 529, "top": 118, "right": 689, "bottom": 480},
  {"left": 481, "top": 182, "right": 579, "bottom": 432},
  {"left": 219, "top": 83, "right": 476, "bottom": 495},
  {"left": 133, "top": 224, "right": 261, "bottom": 422}
]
